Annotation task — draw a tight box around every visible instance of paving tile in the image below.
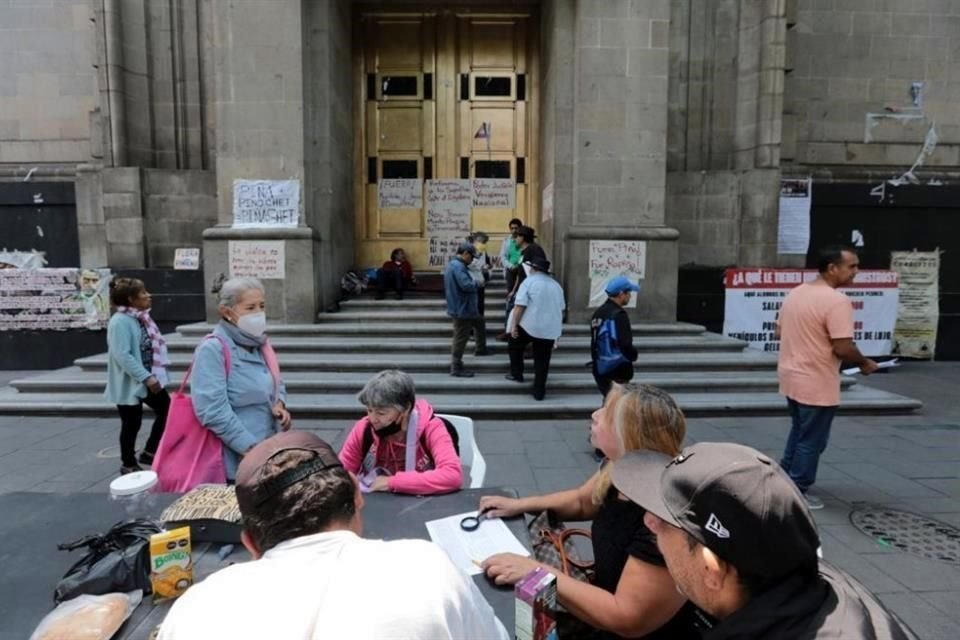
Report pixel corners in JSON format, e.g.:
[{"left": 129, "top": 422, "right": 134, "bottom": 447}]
[
  {"left": 818, "top": 523, "right": 897, "bottom": 555},
  {"left": 865, "top": 552, "right": 960, "bottom": 591},
  {"left": 876, "top": 591, "right": 959, "bottom": 640},
  {"left": 484, "top": 453, "right": 536, "bottom": 486},
  {"left": 817, "top": 532, "right": 908, "bottom": 594},
  {"left": 526, "top": 448, "right": 579, "bottom": 469},
  {"left": 534, "top": 467, "right": 589, "bottom": 494},
  {"left": 917, "top": 590, "right": 960, "bottom": 625},
  {"left": 831, "top": 462, "right": 947, "bottom": 498},
  {"left": 477, "top": 429, "right": 525, "bottom": 454},
  {"left": 918, "top": 478, "right": 960, "bottom": 497}
]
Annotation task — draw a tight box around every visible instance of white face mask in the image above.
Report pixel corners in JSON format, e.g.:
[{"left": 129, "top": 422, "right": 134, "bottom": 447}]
[
  {"left": 522, "top": 264, "right": 533, "bottom": 277},
  {"left": 237, "top": 311, "right": 267, "bottom": 337}
]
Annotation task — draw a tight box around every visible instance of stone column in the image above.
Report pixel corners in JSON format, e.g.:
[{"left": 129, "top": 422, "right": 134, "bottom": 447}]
[
  {"left": 202, "top": 0, "right": 320, "bottom": 323},
  {"left": 547, "top": 0, "right": 679, "bottom": 323}
]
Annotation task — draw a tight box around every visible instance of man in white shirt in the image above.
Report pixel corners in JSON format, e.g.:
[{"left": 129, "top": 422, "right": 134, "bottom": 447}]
[
  {"left": 505, "top": 257, "right": 566, "bottom": 401},
  {"left": 158, "top": 431, "right": 509, "bottom": 640}
]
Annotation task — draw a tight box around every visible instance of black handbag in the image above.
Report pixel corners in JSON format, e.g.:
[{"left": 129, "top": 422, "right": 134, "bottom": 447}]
[{"left": 54, "top": 519, "right": 162, "bottom": 604}]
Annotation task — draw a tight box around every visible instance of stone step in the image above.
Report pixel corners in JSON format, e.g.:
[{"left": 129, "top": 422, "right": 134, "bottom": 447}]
[
  {"left": 175, "top": 321, "right": 708, "bottom": 338},
  {"left": 162, "top": 335, "right": 747, "bottom": 354},
  {"left": 0, "top": 384, "right": 922, "bottom": 418},
  {"left": 14, "top": 369, "right": 844, "bottom": 395},
  {"left": 74, "top": 350, "right": 779, "bottom": 374},
  {"left": 342, "top": 298, "right": 509, "bottom": 311}
]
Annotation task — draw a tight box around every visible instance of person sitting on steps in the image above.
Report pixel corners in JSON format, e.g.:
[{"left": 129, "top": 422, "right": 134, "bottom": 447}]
[{"left": 376, "top": 248, "right": 416, "bottom": 300}]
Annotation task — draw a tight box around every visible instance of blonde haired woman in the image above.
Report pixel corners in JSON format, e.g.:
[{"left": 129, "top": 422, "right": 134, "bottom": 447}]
[{"left": 479, "top": 384, "right": 697, "bottom": 640}]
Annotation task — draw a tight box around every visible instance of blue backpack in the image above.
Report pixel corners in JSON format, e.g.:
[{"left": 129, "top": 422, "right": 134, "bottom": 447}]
[{"left": 595, "top": 318, "right": 630, "bottom": 375}]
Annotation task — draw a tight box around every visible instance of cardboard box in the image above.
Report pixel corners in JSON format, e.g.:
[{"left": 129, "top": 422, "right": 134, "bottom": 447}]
[{"left": 515, "top": 567, "right": 558, "bottom": 640}]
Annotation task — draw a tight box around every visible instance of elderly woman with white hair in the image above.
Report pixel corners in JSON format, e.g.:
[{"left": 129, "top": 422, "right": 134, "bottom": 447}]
[
  {"left": 338, "top": 370, "right": 462, "bottom": 495},
  {"left": 191, "top": 276, "right": 290, "bottom": 481}
]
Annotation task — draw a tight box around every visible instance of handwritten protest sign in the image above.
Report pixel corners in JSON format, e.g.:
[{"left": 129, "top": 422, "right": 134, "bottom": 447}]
[
  {"left": 428, "top": 233, "right": 468, "bottom": 268},
  {"left": 0, "top": 268, "right": 112, "bottom": 331},
  {"left": 426, "top": 180, "right": 472, "bottom": 231},
  {"left": 229, "top": 241, "right": 285, "bottom": 279},
  {"left": 472, "top": 178, "right": 515, "bottom": 208},
  {"left": 379, "top": 179, "right": 423, "bottom": 209},
  {"left": 588, "top": 241, "right": 646, "bottom": 308},
  {"left": 174, "top": 248, "right": 201, "bottom": 270},
  {"left": 233, "top": 180, "right": 300, "bottom": 228}
]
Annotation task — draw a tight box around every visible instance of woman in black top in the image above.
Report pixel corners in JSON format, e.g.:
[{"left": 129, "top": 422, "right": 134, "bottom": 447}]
[{"left": 479, "top": 383, "right": 698, "bottom": 639}]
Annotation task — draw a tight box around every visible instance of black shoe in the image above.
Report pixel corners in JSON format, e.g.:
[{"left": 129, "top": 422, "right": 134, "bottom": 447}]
[
  {"left": 396, "top": 292, "right": 404, "bottom": 300},
  {"left": 138, "top": 451, "right": 155, "bottom": 466},
  {"left": 504, "top": 374, "right": 524, "bottom": 383},
  {"left": 451, "top": 369, "right": 475, "bottom": 378},
  {"left": 474, "top": 348, "right": 493, "bottom": 356},
  {"left": 121, "top": 464, "right": 143, "bottom": 475},
  {"left": 533, "top": 393, "right": 545, "bottom": 401},
  {"left": 375, "top": 292, "right": 385, "bottom": 300}
]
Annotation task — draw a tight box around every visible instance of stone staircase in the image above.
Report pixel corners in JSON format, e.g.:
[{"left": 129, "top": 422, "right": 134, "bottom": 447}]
[{"left": 0, "top": 282, "right": 922, "bottom": 418}]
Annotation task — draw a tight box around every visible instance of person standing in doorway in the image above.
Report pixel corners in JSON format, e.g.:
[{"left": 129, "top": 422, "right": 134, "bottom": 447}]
[
  {"left": 591, "top": 276, "right": 641, "bottom": 397},
  {"left": 777, "top": 245, "right": 878, "bottom": 509},
  {"left": 444, "top": 242, "right": 480, "bottom": 378},
  {"left": 104, "top": 277, "right": 170, "bottom": 475},
  {"left": 505, "top": 257, "right": 565, "bottom": 401}
]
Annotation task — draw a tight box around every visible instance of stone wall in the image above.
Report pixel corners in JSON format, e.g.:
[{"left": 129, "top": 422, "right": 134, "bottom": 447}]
[
  {"left": 0, "top": 0, "right": 96, "bottom": 165},
  {"left": 784, "top": 0, "right": 960, "bottom": 173},
  {"left": 142, "top": 169, "right": 216, "bottom": 267}
]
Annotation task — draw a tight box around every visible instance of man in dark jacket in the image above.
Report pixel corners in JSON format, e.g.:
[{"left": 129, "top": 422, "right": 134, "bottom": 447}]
[
  {"left": 444, "top": 242, "right": 479, "bottom": 378},
  {"left": 612, "top": 442, "right": 918, "bottom": 640},
  {"left": 590, "top": 275, "right": 641, "bottom": 396}
]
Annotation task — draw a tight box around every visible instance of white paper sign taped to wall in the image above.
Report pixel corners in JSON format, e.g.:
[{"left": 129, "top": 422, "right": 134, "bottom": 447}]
[
  {"left": 229, "top": 241, "right": 285, "bottom": 279},
  {"left": 173, "top": 248, "right": 200, "bottom": 270},
  {"left": 378, "top": 179, "right": 423, "bottom": 209},
  {"left": 588, "top": 240, "right": 646, "bottom": 308},
  {"left": 232, "top": 180, "right": 300, "bottom": 228},
  {"left": 472, "top": 178, "right": 515, "bottom": 208}
]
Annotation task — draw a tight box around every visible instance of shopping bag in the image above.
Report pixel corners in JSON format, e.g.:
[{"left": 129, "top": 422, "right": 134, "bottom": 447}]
[{"left": 152, "top": 335, "right": 231, "bottom": 493}]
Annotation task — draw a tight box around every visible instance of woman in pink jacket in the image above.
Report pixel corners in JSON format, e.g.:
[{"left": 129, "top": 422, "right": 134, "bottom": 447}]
[{"left": 339, "top": 369, "right": 463, "bottom": 495}]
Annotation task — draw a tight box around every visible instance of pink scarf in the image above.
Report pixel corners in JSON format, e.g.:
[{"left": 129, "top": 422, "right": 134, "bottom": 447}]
[{"left": 118, "top": 306, "right": 170, "bottom": 383}]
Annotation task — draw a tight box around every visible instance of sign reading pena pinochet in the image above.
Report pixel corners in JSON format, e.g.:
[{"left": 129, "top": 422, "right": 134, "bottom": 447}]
[{"left": 232, "top": 179, "right": 300, "bottom": 228}]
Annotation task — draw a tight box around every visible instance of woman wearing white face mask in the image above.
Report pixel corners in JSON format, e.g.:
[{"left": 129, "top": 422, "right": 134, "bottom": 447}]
[{"left": 190, "top": 276, "right": 290, "bottom": 481}]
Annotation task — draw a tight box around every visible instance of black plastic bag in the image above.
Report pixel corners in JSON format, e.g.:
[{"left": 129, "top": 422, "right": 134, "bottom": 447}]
[{"left": 54, "top": 519, "right": 162, "bottom": 604}]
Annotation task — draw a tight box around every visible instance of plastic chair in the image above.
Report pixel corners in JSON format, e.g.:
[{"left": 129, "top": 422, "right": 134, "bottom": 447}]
[{"left": 437, "top": 413, "right": 486, "bottom": 489}]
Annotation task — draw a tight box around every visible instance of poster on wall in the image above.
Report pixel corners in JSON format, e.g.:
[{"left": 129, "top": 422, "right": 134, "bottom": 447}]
[
  {"left": 229, "top": 241, "right": 285, "bottom": 279},
  {"left": 588, "top": 240, "right": 646, "bottom": 308},
  {"left": 722, "top": 268, "right": 899, "bottom": 356},
  {"left": 777, "top": 178, "right": 811, "bottom": 255},
  {"left": 425, "top": 179, "right": 471, "bottom": 267},
  {"left": 472, "top": 178, "right": 515, "bottom": 208},
  {"left": 541, "top": 183, "right": 554, "bottom": 223},
  {"left": 0, "top": 268, "right": 112, "bottom": 331},
  {"left": 174, "top": 248, "right": 201, "bottom": 270},
  {"left": 233, "top": 179, "right": 300, "bottom": 228},
  {"left": 890, "top": 250, "right": 940, "bottom": 359},
  {"left": 378, "top": 179, "right": 423, "bottom": 209}
]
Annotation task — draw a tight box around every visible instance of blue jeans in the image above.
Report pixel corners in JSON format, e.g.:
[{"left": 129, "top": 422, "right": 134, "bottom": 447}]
[{"left": 780, "top": 398, "right": 837, "bottom": 493}]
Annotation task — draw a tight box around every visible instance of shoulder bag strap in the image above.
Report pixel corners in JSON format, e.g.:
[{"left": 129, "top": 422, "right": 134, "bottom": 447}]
[{"left": 176, "top": 334, "right": 231, "bottom": 395}]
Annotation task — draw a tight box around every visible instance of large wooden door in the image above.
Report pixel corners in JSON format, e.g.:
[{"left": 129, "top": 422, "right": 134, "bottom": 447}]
[{"left": 354, "top": 7, "right": 538, "bottom": 270}]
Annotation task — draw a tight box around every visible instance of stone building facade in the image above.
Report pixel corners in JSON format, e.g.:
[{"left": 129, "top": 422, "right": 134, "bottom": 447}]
[{"left": 2, "top": 0, "right": 958, "bottom": 326}]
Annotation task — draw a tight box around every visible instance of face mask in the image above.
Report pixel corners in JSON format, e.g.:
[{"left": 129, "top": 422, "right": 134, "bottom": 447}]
[
  {"left": 237, "top": 311, "right": 267, "bottom": 338},
  {"left": 523, "top": 264, "right": 533, "bottom": 277},
  {"left": 474, "top": 242, "right": 487, "bottom": 253},
  {"left": 375, "top": 419, "right": 403, "bottom": 438}
]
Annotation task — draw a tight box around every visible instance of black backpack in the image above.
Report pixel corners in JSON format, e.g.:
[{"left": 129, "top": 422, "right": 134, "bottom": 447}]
[{"left": 361, "top": 414, "right": 460, "bottom": 461}]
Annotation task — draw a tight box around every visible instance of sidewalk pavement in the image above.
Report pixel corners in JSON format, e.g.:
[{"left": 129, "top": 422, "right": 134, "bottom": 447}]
[{"left": 0, "top": 362, "right": 957, "bottom": 638}]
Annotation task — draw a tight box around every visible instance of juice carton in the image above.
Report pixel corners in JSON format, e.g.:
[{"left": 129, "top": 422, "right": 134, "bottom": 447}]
[
  {"left": 514, "top": 567, "right": 558, "bottom": 640},
  {"left": 149, "top": 526, "right": 193, "bottom": 602}
]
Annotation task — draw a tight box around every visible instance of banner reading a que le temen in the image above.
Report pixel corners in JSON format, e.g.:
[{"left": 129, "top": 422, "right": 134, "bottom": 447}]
[{"left": 722, "top": 268, "right": 899, "bottom": 357}]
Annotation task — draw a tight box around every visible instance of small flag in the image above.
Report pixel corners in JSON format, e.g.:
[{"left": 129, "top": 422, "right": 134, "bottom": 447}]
[{"left": 474, "top": 122, "right": 490, "bottom": 139}]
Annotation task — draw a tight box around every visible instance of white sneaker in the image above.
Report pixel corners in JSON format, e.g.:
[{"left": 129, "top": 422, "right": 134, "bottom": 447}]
[{"left": 803, "top": 493, "right": 825, "bottom": 510}]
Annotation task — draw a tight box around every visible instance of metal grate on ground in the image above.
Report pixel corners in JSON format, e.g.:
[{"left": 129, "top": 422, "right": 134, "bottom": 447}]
[{"left": 850, "top": 507, "right": 960, "bottom": 566}]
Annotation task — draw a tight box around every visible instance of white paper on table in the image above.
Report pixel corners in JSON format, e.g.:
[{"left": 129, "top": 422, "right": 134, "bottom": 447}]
[
  {"left": 425, "top": 510, "right": 530, "bottom": 576},
  {"left": 842, "top": 359, "right": 899, "bottom": 376}
]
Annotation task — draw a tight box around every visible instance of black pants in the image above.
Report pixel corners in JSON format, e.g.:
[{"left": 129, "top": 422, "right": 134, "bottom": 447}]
[
  {"left": 472, "top": 288, "right": 487, "bottom": 350},
  {"left": 593, "top": 364, "right": 635, "bottom": 397},
  {"left": 377, "top": 268, "right": 405, "bottom": 295},
  {"left": 509, "top": 326, "right": 555, "bottom": 400},
  {"left": 117, "top": 389, "right": 170, "bottom": 467}
]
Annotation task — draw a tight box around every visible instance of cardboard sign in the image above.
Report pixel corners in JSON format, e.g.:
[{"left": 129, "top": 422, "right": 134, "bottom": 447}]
[
  {"left": 232, "top": 179, "right": 300, "bottom": 228},
  {"left": 428, "top": 232, "right": 466, "bottom": 268},
  {"left": 229, "top": 241, "right": 285, "bottom": 279},
  {"left": 722, "top": 268, "right": 899, "bottom": 356},
  {"left": 588, "top": 241, "right": 646, "bottom": 308},
  {"left": 426, "top": 179, "right": 472, "bottom": 231}
]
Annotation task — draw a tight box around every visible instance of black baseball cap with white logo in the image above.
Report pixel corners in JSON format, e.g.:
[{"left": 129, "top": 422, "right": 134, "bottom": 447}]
[{"left": 611, "top": 442, "right": 820, "bottom": 579}]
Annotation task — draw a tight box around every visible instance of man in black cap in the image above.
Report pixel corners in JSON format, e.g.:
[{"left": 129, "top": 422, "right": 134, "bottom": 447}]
[
  {"left": 443, "top": 241, "right": 480, "bottom": 377},
  {"left": 610, "top": 442, "right": 917, "bottom": 639},
  {"left": 506, "top": 256, "right": 565, "bottom": 400},
  {"left": 158, "top": 432, "right": 509, "bottom": 640}
]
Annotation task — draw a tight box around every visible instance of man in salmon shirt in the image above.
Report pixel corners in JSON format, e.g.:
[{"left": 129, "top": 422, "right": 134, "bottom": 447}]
[{"left": 776, "top": 246, "right": 878, "bottom": 510}]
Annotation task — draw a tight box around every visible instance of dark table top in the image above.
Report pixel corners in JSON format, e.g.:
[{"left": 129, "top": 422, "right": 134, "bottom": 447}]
[{"left": 1, "top": 489, "right": 526, "bottom": 640}]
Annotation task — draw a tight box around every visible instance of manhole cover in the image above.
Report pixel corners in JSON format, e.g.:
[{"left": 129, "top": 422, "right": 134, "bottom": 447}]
[{"left": 850, "top": 508, "right": 960, "bottom": 565}]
